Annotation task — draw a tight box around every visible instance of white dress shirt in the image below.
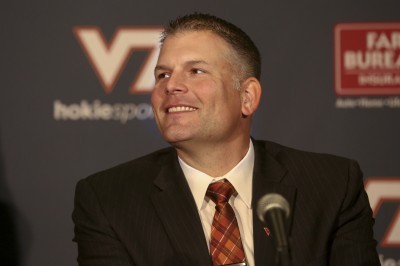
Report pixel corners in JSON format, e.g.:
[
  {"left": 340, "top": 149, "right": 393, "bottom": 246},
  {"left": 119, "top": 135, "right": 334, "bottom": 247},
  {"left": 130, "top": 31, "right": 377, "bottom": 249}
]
[{"left": 179, "top": 140, "right": 255, "bottom": 266}]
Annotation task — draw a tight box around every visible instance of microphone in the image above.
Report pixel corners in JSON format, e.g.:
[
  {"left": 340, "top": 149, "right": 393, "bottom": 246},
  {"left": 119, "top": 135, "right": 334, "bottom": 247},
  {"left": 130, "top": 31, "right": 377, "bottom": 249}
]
[{"left": 257, "top": 193, "right": 291, "bottom": 266}]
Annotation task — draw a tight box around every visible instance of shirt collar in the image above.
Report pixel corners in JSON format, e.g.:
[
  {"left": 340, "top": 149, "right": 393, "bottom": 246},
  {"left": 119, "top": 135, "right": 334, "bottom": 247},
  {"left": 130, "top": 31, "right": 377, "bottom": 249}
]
[{"left": 179, "top": 140, "right": 254, "bottom": 211}]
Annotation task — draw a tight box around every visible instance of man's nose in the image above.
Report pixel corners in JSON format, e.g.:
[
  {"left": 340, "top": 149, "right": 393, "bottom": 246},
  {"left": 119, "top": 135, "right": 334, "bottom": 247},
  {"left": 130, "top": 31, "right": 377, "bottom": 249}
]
[{"left": 165, "top": 73, "right": 188, "bottom": 94}]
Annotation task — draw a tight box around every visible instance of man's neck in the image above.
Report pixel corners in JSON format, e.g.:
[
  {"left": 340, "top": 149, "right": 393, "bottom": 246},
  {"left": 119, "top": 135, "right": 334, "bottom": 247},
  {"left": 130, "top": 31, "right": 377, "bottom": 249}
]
[{"left": 174, "top": 137, "right": 251, "bottom": 177}]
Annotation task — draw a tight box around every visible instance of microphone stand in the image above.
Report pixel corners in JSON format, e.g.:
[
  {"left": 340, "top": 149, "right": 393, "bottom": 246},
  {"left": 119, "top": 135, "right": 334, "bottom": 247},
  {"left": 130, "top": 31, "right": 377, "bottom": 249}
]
[
  {"left": 276, "top": 246, "right": 291, "bottom": 266},
  {"left": 268, "top": 208, "right": 292, "bottom": 266}
]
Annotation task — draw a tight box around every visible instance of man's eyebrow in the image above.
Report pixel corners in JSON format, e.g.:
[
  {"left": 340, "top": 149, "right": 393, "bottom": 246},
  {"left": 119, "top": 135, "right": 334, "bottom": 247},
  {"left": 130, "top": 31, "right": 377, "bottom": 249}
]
[
  {"left": 154, "top": 65, "right": 169, "bottom": 72},
  {"left": 185, "top": 60, "right": 209, "bottom": 66},
  {"left": 154, "top": 60, "right": 210, "bottom": 72}
]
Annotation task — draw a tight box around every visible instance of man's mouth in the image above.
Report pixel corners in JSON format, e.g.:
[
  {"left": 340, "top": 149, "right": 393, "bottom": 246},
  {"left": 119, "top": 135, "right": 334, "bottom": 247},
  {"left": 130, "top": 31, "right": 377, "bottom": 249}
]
[{"left": 167, "top": 106, "right": 198, "bottom": 113}]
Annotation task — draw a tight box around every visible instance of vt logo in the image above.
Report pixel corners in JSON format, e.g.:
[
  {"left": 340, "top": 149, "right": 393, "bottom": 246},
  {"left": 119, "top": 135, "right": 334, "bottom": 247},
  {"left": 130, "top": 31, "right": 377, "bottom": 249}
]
[
  {"left": 73, "top": 26, "right": 162, "bottom": 94},
  {"left": 365, "top": 177, "right": 400, "bottom": 247}
]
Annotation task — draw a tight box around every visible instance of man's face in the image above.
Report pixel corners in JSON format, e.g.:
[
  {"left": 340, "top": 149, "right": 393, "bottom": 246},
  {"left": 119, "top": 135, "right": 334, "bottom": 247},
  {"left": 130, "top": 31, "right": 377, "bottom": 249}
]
[{"left": 151, "top": 30, "right": 247, "bottom": 147}]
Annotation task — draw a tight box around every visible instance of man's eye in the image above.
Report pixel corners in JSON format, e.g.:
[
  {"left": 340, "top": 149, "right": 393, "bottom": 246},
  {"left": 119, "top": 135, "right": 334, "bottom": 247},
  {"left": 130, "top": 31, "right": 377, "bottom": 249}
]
[
  {"left": 191, "top": 68, "right": 205, "bottom": 74},
  {"left": 157, "top": 73, "right": 170, "bottom": 79}
]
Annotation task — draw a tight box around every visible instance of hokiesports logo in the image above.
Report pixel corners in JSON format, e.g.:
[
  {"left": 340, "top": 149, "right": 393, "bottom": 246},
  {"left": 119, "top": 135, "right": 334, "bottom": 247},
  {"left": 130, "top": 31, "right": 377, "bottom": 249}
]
[
  {"left": 53, "top": 26, "right": 162, "bottom": 124},
  {"left": 334, "top": 23, "right": 400, "bottom": 96},
  {"left": 73, "top": 27, "right": 162, "bottom": 94},
  {"left": 365, "top": 177, "right": 400, "bottom": 248}
]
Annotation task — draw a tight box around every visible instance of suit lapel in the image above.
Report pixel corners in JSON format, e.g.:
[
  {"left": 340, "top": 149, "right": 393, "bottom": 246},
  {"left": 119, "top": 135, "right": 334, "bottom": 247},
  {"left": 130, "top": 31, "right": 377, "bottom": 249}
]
[
  {"left": 151, "top": 151, "right": 211, "bottom": 265},
  {"left": 149, "top": 141, "right": 297, "bottom": 265},
  {"left": 252, "top": 141, "right": 297, "bottom": 266}
]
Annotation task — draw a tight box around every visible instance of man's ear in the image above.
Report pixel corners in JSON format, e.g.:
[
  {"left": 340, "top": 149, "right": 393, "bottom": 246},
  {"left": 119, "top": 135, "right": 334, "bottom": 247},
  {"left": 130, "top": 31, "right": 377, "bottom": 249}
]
[{"left": 241, "top": 77, "right": 262, "bottom": 117}]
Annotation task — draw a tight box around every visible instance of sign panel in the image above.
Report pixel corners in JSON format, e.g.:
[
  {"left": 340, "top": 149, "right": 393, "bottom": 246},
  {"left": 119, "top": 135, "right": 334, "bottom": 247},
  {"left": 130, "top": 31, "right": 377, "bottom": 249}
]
[{"left": 335, "top": 23, "right": 400, "bottom": 96}]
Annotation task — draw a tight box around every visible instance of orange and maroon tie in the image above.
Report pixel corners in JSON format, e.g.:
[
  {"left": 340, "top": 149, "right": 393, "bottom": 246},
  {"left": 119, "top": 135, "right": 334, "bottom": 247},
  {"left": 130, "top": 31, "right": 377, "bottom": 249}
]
[{"left": 206, "top": 179, "right": 246, "bottom": 266}]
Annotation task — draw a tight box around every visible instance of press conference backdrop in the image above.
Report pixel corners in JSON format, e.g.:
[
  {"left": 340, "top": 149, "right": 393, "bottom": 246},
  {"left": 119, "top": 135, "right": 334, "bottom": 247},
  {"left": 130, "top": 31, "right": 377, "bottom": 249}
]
[{"left": 1, "top": 1, "right": 399, "bottom": 265}]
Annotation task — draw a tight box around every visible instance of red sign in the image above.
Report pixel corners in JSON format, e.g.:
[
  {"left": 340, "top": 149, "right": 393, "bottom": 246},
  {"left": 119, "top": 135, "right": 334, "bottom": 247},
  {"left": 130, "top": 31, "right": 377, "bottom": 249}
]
[{"left": 334, "top": 23, "right": 400, "bottom": 96}]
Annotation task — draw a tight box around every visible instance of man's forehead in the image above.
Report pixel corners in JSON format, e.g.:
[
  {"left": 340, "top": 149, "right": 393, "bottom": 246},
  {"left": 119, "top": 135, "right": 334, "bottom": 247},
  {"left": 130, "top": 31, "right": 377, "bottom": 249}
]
[
  {"left": 163, "top": 29, "right": 227, "bottom": 45},
  {"left": 160, "top": 30, "right": 235, "bottom": 59},
  {"left": 157, "top": 30, "right": 238, "bottom": 71}
]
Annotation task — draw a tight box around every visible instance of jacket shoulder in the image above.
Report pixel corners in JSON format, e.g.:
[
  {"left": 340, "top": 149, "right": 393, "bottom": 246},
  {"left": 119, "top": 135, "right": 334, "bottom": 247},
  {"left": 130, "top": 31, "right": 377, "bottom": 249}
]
[
  {"left": 253, "top": 139, "right": 361, "bottom": 189},
  {"left": 83, "top": 146, "right": 176, "bottom": 186},
  {"left": 255, "top": 139, "right": 354, "bottom": 166}
]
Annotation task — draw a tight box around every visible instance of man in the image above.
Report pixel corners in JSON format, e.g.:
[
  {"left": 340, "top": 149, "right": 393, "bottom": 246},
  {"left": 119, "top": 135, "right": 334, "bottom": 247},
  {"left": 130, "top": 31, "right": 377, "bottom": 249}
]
[{"left": 73, "top": 13, "right": 380, "bottom": 265}]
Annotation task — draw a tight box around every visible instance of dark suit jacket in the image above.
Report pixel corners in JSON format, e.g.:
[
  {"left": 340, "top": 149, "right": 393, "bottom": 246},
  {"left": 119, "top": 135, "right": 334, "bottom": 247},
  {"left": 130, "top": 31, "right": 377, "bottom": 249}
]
[{"left": 72, "top": 140, "right": 380, "bottom": 265}]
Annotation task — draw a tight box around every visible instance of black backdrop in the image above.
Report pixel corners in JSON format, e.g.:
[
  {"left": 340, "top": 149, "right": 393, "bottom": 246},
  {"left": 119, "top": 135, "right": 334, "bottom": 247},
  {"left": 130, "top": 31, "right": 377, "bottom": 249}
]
[{"left": 1, "top": 1, "right": 399, "bottom": 265}]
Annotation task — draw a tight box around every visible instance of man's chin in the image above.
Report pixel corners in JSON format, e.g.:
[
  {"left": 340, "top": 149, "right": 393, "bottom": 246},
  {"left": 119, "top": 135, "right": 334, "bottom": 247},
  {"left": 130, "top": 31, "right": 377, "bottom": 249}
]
[{"left": 162, "top": 134, "right": 191, "bottom": 146}]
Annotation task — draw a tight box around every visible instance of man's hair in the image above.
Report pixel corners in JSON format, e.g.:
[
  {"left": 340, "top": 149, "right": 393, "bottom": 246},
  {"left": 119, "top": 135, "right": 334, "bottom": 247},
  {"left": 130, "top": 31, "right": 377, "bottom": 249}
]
[{"left": 161, "top": 13, "right": 261, "bottom": 81}]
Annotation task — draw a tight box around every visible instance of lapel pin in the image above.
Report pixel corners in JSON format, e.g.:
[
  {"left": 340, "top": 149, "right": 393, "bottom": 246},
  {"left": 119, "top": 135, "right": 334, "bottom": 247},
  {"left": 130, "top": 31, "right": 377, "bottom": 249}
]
[{"left": 264, "top": 227, "right": 271, "bottom": 236}]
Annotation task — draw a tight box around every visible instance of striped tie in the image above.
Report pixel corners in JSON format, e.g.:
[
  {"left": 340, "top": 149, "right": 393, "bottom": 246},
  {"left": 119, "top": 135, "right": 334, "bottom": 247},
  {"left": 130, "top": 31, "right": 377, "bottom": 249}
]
[{"left": 206, "top": 179, "right": 246, "bottom": 266}]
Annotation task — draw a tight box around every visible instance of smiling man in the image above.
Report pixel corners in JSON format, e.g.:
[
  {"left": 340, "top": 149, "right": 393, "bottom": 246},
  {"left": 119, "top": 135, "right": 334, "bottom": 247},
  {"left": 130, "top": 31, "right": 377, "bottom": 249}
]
[
  {"left": 73, "top": 13, "right": 380, "bottom": 266},
  {"left": 152, "top": 29, "right": 260, "bottom": 178}
]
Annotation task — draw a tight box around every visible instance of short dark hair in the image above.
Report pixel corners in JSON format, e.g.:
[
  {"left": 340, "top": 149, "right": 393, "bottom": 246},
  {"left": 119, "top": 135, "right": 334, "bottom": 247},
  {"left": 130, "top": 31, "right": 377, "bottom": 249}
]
[{"left": 161, "top": 13, "right": 261, "bottom": 81}]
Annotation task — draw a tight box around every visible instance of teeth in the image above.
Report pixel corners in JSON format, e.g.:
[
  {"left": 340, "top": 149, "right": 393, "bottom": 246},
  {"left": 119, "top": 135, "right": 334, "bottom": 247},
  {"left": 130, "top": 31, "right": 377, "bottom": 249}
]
[{"left": 168, "top": 106, "right": 197, "bottom": 113}]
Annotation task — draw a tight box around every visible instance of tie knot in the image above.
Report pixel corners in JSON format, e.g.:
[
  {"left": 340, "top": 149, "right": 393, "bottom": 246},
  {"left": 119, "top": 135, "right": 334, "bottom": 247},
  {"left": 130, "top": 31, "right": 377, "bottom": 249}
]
[{"left": 206, "top": 179, "right": 236, "bottom": 205}]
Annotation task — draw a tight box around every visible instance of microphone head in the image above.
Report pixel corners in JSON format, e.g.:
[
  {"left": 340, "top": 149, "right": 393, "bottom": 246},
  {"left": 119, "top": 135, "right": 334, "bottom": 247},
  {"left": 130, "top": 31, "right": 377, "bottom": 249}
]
[{"left": 257, "top": 193, "right": 290, "bottom": 223}]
